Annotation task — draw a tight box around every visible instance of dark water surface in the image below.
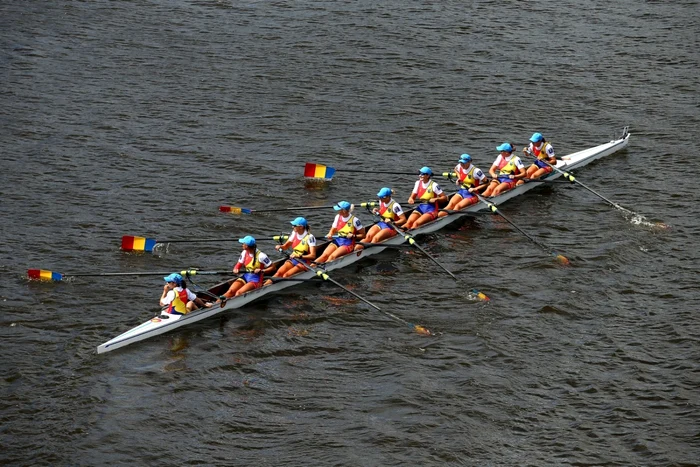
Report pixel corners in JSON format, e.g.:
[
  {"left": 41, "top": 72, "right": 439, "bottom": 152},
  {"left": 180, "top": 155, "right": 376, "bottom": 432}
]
[{"left": 2, "top": 0, "right": 699, "bottom": 465}]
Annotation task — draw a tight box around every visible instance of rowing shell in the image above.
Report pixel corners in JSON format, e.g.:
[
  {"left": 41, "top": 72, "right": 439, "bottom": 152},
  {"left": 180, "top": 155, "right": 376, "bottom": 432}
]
[{"left": 97, "top": 128, "right": 630, "bottom": 353}]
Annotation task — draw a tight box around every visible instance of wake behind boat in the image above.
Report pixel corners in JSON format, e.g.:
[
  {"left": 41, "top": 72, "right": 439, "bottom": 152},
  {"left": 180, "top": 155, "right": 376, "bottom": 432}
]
[{"left": 97, "top": 128, "right": 630, "bottom": 354}]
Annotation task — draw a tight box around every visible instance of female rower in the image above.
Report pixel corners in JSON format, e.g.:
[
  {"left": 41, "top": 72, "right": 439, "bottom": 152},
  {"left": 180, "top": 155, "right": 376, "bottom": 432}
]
[
  {"left": 523, "top": 132, "right": 557, "bottom": 179},
  {"left": 264, "top": 217, "right": 317, "bottom": 285},
  {"left": 313, "top": 201, "right": 365, "bottom": 264},
  {"left": 437, "top": 154, "right": 488, "bottom": 218},
  {"left": 403, "top": 167, "right": 448, "bottom": 230},
  {"left": 160, "top": 273, "right": 212, "bottom": 315},
  {"left": 482, "top": 142, "right": 526, "bottom": 197},
  {"left": 223, "top": 236, "right": 275, "bottom": 298},
  {"left": 356, "top": 187, "right": 407, "bottom": 248}
]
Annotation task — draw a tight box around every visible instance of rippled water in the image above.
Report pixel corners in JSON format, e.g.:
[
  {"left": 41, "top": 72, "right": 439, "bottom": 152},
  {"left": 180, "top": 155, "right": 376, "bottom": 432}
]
[{"left": 2, "top": 0, "right": 698, "bottom": 465}]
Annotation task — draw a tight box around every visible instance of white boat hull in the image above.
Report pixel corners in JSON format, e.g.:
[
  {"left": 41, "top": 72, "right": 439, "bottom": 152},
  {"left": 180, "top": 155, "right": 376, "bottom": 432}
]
[{"left": 97, "top": 129, "right": 630, "bottom": 354}]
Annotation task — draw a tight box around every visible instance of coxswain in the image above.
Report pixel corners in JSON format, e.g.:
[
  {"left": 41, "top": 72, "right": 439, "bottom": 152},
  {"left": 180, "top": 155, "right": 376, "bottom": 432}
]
[
  {"left": 482, "top": 143, "right": 526, "bottom": 197},
  {"left": 403, "top": 167, "right": 448, "bottom": 230},
  {"left": 264, "top": 217, "right": 317, "bottom": 285},
  {"left": 160, "top": 273, "right": 212, "bottom": 315},
  {"left": 313, "top": 201, "right": 365, "bottom": 264},
  {"left": 223, "top": 236, "right": 275, "bottom": 298},
  {"left": 438, "top": 154, "right": 488, "bottom": 217},
  {"left": 356, "top": 187, "right": 407, "bottom": 248},
  {"left": 523, "top": 132, "right": 557, "bottom": 179}
]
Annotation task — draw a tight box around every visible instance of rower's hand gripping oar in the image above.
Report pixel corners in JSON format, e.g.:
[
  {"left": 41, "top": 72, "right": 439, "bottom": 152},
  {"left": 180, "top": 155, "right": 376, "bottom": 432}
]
[
  {"left": 475, "top": 194, "right": 570, "bottom": 265},
  {"left": 524, "top": 150, "right": 667, "bottom": 228}
]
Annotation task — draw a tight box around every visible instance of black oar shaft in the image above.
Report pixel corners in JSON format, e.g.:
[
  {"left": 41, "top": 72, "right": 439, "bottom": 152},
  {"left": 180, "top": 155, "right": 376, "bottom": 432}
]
[
  {"left": 386, "top": 220, "right": 457, "bottom": 281},
  {"left": 476, "top": 194, "right": 564, "bottom": 259},
  {"left": 249, "top": 205, "right": 334, "bottom": 213},
  {"left": 311, "top": 268, "right": 382, "bottom": 311},
  {"left": 526, "top": 152, "right": 632, "bottom": 212},
  {"left": 156, "top": 238, "right": 232, "bottom": 244},
  {"left": 330, "top": 168, "right": 416, "bottom": 175}
]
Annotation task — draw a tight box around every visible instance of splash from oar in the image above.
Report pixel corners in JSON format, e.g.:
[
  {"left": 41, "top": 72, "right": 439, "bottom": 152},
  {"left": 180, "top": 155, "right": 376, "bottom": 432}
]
[{"left": 524, "top": 149, "right": 668, "bottom": 229}]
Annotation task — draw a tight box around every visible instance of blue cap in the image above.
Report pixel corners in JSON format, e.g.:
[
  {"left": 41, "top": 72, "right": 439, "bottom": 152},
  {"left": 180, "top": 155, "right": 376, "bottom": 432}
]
[
  {"left": 377, "top": 187, "right": 393, "bottom": 198},
  {"left": 496, "top": 143, "right": 514, "bottom": 152},
  {"left": 530, "top": 132, "right": 544, "bottom": 143},
  {"left": 238, "top": 235, "right": 256, "bottom": 247},
  {"left": 419, "top": 166, "right": 433, "bottom": 175},
  {"left": 290, "top": 216, "right": 308, "bottom": 227},
  {"left": 163, "top": 273, "right": 183, "bottom": 285},
  {"left": 333, "top": 201, "right": 352, "bottom": 211},
  {"left": 459, "top": 154, "right": 472, "bottom": 164}
]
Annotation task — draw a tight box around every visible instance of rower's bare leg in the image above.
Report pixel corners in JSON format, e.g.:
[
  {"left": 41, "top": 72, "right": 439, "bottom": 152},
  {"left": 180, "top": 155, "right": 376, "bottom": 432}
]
[
  {"left": 372, "top": 228, "right": 397, "bottom": 243},
  {"left": 438, "top": 195, "right": 463, "bottom": 217},
  {"left": 411, "top": 213, "right": 436, "bottom": 229},
  {"left": 313, "top": 244, "right": 338, "bottom": 265},
  {"left": 357, "top": 225, "right": 380, "bottom": 248},
  {"left": 454, "top": 196, "right": 478, "bottom": 210},
  {"left": 492, "top": 182, "right": 513, "bottom": 196},
  {"left": 223, "top": 279, "right": 246, "bottom": 298},
  {"left": 403, "top": 212, "right": 421, "bottom": 230},
  {"left": 282, "top": 264, "right": 307, "bottom": 277},
  {"left": 327, "top": 245, "right": 352, "bottom": 262},
  {"left": 234, "top": 281, "right": 258, "bottom": 297},
  {"left": 264, "top": 261, "right": 293, "bottom": 285},
  {"left": 482, "top": 180, "right": 499, "bottom": 197},
  {"left": 530, "top": 167, "right": 551, "bottom": 179},
  {"left": 526, "top": 165, "right": 538, "bottom": 178}
]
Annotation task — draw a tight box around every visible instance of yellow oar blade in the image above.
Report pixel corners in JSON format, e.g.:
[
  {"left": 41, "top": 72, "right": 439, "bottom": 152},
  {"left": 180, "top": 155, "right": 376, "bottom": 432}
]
[
  {"left": 471, "top": 289, "right": 490, "bottom": 301},
  {"left": 555, "top": 254, "right": 570, "bottom": 266},
  {"left": 413, "top": 325, "right": 433, "bottom": 336}
]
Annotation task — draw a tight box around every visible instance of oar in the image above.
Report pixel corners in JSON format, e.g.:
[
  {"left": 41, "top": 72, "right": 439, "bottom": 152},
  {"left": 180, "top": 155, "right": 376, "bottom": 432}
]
[
  {"left": 219, "top": 204, "right": 334, "bottom": 214},
  {"left": 121, "top": 235, "right": 235, "bottom": 252},
  {"left": 26, "top": 268, "right": 211, "bottom": 282},
  {"left": 121, "top": 235, "right": 292, "bottom": 252},
  {"left": 524, "top": 150, "right": 666, "bottom": 226},
  {"left": 357, "top": 241, "right": 414, "bottom": 249},
  {"left": 475, "top": 194, "right": 570, "bottom": 265},
  {"left": 523, "top": 178, "right": 574, "bottom": 185},
  {"left": 383, "top": 219, "right": 458, "bottom": 281},
  {"left": 302, "top": 261, "right": 434, "bottom": 335},
  {"left": 302, "top": 263, "right": 382, "bottom": 311},
  {"left": 304, "top": 162, "right": 416, "bottom": 180}
]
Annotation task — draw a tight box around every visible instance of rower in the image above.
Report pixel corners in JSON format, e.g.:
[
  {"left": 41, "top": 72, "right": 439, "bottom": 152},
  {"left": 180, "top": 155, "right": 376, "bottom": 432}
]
[
  {"left": 438, "top": 154, "right": 488, "bottom": 217},
  {"left": 264, "top": 217, "right": 317, "bottom": 285},
  {"left": 403, "top": 167, "right": 448, "bottom": 229},
  {"left": 223, "top": 236, "right": 275, "bottom": 298},
  {"left": 523, "top": 132, "right": 557, "bottom": 179},
  {"left": 356, "top": 187, "right": 407, "bottom": 249},
  {"left": 313, "top": 201, "right": 366, "bottom": 264},
  {"left": 482, "top": 143, "right": 526, "bottom": 197},
  {"left": 160, "top": 273, "right": 212, "bottom": 315}
]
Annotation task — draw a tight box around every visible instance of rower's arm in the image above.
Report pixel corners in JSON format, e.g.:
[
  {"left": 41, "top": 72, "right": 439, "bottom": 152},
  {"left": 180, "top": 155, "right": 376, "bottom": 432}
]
[
  {"left": 353, "top": 227, "right": 366, "bottom": 241},
  {"left": 394, "top": 213, "right": 408, "bottom": 226},
  {"left": 302, "top": 246, "right": 317, "bottom": 261}
]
